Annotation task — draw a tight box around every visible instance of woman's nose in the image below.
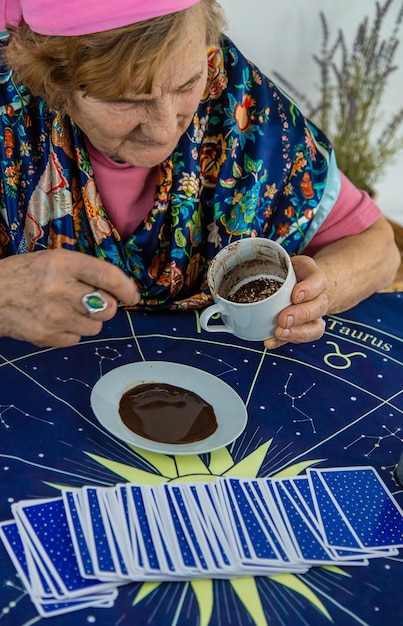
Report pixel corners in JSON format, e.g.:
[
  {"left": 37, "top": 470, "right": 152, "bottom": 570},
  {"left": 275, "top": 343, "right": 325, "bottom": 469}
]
[{"left": 144, "top": 98, "right": 181, "bottom": 140}]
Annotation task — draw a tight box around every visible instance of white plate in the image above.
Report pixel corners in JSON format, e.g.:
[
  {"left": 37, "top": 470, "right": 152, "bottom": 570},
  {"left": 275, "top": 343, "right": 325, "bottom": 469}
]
[{"left": 90, "top": 361, "right": 248, "bottom": 455}]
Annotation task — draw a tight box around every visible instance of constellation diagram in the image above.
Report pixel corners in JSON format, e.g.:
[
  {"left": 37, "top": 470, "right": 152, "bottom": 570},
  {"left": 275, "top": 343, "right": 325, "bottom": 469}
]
[
  {"left": 283, "top": 372, "right": 317, "bottom": 433},
  {"left": 381, "top": 462, "right": 403, "bottom": 487},
  {"left": 0, "top": 405, "right": 54, "bottom": 430},
  {"left": 55, "top": 376, "right": 92, "bottom": 389},
  {"left": 193, "top": 349, "right": 238, "bottom": 377},
  {"left": 94, "top": 346, "right": 122, "bottom": 378},
  {"left": 0, "top": 577, "right": 28, "bottom": 622},
  {"left": 344, "top": 424, "right": 403, "bottom": 457},
  {"left": 57, "top": 345, "right": 122, "bottom": 387}
]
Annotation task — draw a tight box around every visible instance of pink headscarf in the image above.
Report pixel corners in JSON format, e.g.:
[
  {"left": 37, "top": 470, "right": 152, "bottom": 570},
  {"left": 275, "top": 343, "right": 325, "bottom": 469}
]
[{"left": 1, "top": 0, "right": 201, "bottom": 35}]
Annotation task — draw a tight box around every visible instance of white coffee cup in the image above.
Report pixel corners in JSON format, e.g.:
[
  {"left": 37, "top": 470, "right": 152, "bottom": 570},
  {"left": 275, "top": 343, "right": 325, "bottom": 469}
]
[{"left": 200, "top": 238, "right": 297, "bottom": 341}]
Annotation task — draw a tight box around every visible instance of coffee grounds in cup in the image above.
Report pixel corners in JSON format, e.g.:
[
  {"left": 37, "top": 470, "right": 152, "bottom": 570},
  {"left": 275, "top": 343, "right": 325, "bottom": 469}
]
[{"left": 228, "top": 277, "right": 283, "bottom": 303}]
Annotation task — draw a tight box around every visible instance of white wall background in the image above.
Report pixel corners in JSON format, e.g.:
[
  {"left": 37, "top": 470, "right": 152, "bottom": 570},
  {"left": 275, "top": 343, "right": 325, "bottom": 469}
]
[{"left": 219, "top": 0, "right": 403, "bottom": 226}]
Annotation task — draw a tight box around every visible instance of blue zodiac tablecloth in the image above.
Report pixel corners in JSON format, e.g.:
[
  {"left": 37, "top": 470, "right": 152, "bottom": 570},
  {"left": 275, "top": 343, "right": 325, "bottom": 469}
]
[{"left": 0, "top": 292, "right": 402, "bottom": 626}]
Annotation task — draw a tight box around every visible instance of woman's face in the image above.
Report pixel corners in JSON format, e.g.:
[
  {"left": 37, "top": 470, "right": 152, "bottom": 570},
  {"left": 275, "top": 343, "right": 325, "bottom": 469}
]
[{"left": 66, "top": 11, "right": 209, "bottom": 168}]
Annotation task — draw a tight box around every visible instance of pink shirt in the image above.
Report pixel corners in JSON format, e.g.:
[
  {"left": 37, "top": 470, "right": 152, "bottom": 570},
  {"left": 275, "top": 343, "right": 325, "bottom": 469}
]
[
  {"left": 85, "top": 139, "right": 156, "bottom": 240},
  {"left": 87, "top": 142, "right": 382, "bottom": 250},
  {"left": 303, "top": 171, "right": 382, "bottom": 255}
]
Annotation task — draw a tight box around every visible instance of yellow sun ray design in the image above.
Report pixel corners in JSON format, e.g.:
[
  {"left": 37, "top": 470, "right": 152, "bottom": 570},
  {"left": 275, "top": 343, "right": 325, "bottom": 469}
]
[
  {"left": 58, "top": 440, "right": 332, "bottom": 626},
  {"left": 229, "top": 577, "right": 270, "bottom": 626},
  {"left": 190, "top": 580, "right": 214, "bottom": 626}
]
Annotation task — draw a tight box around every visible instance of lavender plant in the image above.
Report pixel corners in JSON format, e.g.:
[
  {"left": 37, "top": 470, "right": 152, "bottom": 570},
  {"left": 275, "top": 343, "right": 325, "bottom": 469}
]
[{"left": 273, "top": 0, "right": 403, "bottom": 195}]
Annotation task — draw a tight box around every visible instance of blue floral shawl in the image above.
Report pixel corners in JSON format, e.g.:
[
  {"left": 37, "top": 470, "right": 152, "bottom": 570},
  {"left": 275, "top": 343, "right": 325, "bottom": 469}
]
[{"left": 0, "top": 36, "right": 339, "bottom": 310}]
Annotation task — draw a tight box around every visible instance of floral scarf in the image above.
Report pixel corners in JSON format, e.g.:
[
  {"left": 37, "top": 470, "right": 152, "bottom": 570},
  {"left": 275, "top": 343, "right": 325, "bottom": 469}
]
[{"left": 0, "top": 36, "right": 336, "bottom": 311}]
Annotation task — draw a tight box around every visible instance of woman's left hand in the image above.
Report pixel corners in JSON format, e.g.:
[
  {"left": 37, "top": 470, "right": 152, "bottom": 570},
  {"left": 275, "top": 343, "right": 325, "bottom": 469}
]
[
  {"left": 264, "top": 255, "right": 328, "bottom": 350},
  {"left": 263, "top": 216, "right": 400, "bottom": 350}
]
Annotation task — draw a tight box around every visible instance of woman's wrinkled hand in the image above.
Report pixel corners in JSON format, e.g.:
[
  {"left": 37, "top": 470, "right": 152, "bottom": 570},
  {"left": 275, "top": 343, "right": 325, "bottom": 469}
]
[
  {"left": 0, "top": 249, "right": 140, "bottom": 347},
  {"left": 264, "top": 255, "right": 329, "bottom": 350}
]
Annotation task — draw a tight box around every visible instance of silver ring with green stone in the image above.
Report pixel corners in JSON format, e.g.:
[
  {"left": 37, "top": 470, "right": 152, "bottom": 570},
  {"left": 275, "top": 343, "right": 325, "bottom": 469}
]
[{"left": 81, "top": 291, "right": 108, "bottom": 315}]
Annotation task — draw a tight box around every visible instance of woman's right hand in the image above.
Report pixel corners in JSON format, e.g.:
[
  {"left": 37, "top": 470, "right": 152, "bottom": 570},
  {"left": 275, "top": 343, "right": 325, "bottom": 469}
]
[{"left": 0, "top": 249, "right": 140, "bottom": 347}]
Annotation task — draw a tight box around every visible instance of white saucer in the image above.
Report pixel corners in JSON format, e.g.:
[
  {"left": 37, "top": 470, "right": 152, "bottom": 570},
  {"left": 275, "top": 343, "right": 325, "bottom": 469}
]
[{"left": 90, "top": 361, "right": 248, "bottom": 455}]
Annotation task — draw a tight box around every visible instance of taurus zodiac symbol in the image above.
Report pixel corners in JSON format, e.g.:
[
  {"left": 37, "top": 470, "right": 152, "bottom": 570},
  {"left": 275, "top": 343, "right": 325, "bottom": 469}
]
[{"left": 324, "top": 341, "right": 367, "bottom": 369}]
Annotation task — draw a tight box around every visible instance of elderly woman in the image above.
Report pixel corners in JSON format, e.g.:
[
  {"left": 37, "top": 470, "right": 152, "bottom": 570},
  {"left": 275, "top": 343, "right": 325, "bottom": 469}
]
[{"left": 0, "top": 0, "right": 400, "bottom": 348}]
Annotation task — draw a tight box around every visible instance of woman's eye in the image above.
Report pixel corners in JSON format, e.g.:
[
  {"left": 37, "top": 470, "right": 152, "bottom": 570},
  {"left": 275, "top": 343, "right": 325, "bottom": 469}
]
[{"left": 106, "top": 101, "right": 140, "bottom": 110}]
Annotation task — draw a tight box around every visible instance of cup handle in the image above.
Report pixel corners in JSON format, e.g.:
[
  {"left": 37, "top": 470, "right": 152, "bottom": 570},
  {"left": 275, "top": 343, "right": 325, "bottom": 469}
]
[{"left": 199, "top": 304, "right": 234, "bottom": 334}]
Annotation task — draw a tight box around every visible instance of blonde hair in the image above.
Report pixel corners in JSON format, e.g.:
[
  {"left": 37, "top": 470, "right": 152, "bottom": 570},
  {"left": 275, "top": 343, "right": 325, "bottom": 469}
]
[{"left": 4, "top": 0, "right": 226, "bottom": 109}]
